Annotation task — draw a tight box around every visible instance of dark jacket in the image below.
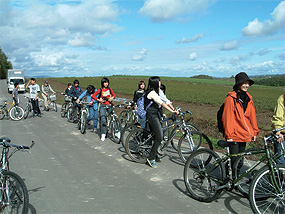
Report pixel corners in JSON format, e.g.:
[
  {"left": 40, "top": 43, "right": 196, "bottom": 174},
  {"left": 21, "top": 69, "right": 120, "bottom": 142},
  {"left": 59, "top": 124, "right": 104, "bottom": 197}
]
[{"left": 68, "top": 86, "right": 83, "bottom": 99}]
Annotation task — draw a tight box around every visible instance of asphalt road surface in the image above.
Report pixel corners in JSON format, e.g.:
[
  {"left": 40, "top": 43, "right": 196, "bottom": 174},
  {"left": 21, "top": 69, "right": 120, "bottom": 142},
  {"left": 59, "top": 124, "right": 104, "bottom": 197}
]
[{"left": 0, "top": 79, "right": 253, "bottom": 214}]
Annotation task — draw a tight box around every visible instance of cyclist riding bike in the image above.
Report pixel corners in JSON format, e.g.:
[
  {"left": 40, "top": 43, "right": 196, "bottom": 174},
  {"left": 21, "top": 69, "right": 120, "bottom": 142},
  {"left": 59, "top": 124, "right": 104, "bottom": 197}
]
[
  {"left": 68, "top": 79, "right": 83, "bottom": 122},
  {"left": 41, "top": 80, "right": 56, "bottom": 111}
]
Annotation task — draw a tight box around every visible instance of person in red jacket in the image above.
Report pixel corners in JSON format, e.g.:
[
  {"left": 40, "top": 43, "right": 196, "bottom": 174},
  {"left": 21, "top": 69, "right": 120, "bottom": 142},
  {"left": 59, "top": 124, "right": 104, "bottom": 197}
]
[
  {"left": 222, "top": 72, "right": 259, "bottom": 167},
  {"left": 91, "top": 77, "right": 116, "bottom": 141}
]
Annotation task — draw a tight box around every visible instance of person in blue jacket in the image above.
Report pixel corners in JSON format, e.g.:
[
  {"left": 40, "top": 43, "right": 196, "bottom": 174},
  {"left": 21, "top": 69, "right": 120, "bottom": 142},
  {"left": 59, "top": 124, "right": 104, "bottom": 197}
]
[
  {"left": 77, "top": 85, "right": 99, "bottom": 132},
  {"left": 68, "top": 79, "right": 83, "bottom": 121}
]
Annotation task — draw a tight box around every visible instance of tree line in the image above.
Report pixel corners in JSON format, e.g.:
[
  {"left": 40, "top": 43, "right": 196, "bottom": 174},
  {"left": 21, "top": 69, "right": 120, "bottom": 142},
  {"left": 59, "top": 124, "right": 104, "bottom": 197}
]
[{"left": 0, "top": 47, "right": 13, "bottom": 79}]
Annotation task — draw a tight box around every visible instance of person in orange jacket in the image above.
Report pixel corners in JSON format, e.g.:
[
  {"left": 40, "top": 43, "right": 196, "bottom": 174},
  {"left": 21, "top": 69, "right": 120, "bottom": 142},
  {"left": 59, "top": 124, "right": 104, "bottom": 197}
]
[{"left": 222, "top": 72, "right": 259, "bottom": 166}]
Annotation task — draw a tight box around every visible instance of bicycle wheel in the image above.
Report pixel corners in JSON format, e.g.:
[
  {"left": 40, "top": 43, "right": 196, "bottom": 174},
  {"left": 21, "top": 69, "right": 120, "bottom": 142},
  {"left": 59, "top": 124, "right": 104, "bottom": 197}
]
[
  {"left": 125, "top": 128, "right": 153, "bottom": 163},
  {"left": 110, "top": 117, "right": 121, "bottom": 144},
  {"left": 61, "top": 103, "right": 67, "bottom": 118},
  {"left": 171, "top": 123, "right": 200, "bottom": 151},
  {"left": 121, "top": 123, "right": 141, "bottom": 149},
  {"left": 39, "top": 100, "right": 45, "bottom": 111},
  {"left": 178, "top": 131, "right": 213, "bottom": 163},
  {"left": 249, "top": 165, "right": 285, "bottom": 214},
  {"left": 184, "top": 148, "right": 225, "bottom": 202},
  {"left": 119, "top": 110, "right": 129, "bottom": 128},
  {"left": 9, "top": 106, "right": 24, "bottom": 121},
  {"left": 0, "top": 171, "right": 29, "bottom": 213},
  {"left": 233, "top": 148, "right": 265, "bottom": 197},
  {"left": 24, "top": 105, "right": 30, "bottom": 119},
  {"left": 67, "top": 106, "right": 73, "bottom": 122},
  {"left": 0, "top": 107, "right": 6, "bottom": 120},
  {"left": 80, "top": 111, "right": 87, "bottom": 134},
  {"left": 52, "top": 102, "right": 57, "bottom": 112}
]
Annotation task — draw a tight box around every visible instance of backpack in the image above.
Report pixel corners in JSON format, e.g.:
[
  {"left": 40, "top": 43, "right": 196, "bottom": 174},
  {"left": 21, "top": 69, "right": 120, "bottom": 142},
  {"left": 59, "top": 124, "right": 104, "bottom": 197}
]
[
  {"left": 217, "top": 95, "right": 236, "bottom": 135},
  {"left": 136, "top": 94, "right": 153, "bottom": 119}
]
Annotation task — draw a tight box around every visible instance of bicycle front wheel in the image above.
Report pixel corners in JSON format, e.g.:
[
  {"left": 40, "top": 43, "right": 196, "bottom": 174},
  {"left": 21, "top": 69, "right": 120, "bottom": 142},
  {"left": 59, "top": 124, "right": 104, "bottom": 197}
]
[
  {"left": 125, "top": 128, "right": 153, "bottom": 163},
  {"left": 9, "top": 106, "right": 24, "bottom": 121},
  {"left": 121, "top": 123, "right": 141, "bottom": 149},
  {"left": 60, "top": 103, "right": 67, "bottom": 118},
  {"left": 39, "top": 100, "right": 45, "bottom": 112},
  {"left": 249, "top": 165, "right": 285, "bottom": 214},
  {"left": 0, "top": 107, "right": 6, "bottom": 120},
  {"left": 184, "top": 148, "right": 225, "bottom": 202},
  {"left": 52, "top": 102, "right": 57, "bottom": 112},
  {"left": 119, "top": 110, "right": 129, "bottom": 128},
  {"left": 178, "top": 131, "right": 213, "bottom": 163},
  {"left": 0, "top": 171, "right": 29, "bottom": 213},
  {"left": 110, "top": 117, "right": 121, "bottom": 144},
  {"left": 80, "top": 111, "right": 87, "bottom": 134},
  {"left": 67, "top": 106, "right": 73, "bottom": 122},
  {"left": 24, "top": 105, "right": 30, "bottom": 119}
]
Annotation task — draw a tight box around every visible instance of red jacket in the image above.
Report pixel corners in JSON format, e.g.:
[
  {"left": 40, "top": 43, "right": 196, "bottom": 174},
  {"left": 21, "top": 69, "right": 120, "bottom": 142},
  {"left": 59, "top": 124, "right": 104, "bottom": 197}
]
[
  {"left": 222, "top": 91, "right": 259, "bottom": 142},
  {"left": 91, "top": 88, "right": 115, "bottom": 106}
]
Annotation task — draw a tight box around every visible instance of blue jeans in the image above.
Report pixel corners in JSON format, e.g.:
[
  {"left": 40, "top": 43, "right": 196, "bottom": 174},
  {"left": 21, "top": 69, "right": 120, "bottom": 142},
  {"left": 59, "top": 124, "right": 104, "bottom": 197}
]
[
  {"left": 137, "top": 116, "right": 146, "bottom": 129},
  {"left": 87, "top": 106, "right": 98, "bottom": 129},
  {"left": 274, "top": 141, "right": 285, "bottom": 164},
  {"left": 99, "top": 104, "right": 112, "bottom": 135}
]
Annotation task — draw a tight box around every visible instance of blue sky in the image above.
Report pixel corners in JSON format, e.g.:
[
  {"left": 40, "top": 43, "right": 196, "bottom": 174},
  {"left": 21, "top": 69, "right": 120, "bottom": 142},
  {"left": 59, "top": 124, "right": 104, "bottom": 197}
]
[{"left": 0, "top": 0, "right": 284, "bottom": 78}]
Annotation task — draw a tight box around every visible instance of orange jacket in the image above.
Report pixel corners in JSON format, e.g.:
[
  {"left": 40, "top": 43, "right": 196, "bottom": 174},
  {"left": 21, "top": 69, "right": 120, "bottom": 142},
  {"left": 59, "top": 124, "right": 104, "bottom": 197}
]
[{"left": 222, "top": 91, "right": 259, "bottom": 142}]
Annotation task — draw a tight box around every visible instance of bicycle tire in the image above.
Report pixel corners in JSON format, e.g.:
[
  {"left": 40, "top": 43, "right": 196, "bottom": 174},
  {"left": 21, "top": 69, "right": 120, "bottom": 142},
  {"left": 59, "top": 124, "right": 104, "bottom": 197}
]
[
  {"left": 39, "top": 100, "right": 45, "bottom": 112},
  {"left": 184, "top": 148, "right": 225, "bottom": 202},
  {"left": 80, "top": 111, "right": 87, "bottom": 134},
  {"left": 119, "top": 110, "right": 129, "bottom": 128},
  {"left": 125, "top": 128, "right": 153, "bottom": 163},
  {"left": 9, "top": 106, "right": 24, "bottom": 121},
  {"left": 61, "top": 103, "right": 67, "bottom": 118},
  {"left": 233, "top": 148, "right": 265, "bottom": 197},
  {"left": 0, "top": 107, "right": 6, "bottom": 120},
  {"left": 249, "top": 165, "right": 285, "bottom": 214},
  {"left": 178, "top": 131, "right": 213, "bottom": 163},
  {"left": 171, "top": 123, "right": 200, "bottom": 151},
  {"left": 0, "top": 171, "right": 29, "bottom": 214},
  {"left": 67, "top": 106, "right": 73, "bottom": 122},
  {"left": 110, "top": 117, "right": 121, "bottom": 144},
  {"left": 52, "top": 102, "right": 57, "bottom": 112},
  {"left": 121, "top": 123, "right": 141, "bottom": 149},
  {"left": 24, "top": 105, "right": 30, "bottom": 119}
]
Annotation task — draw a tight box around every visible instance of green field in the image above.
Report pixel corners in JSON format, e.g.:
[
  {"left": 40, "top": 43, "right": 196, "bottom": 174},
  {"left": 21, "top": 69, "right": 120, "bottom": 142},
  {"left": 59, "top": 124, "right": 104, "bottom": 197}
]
[{"left": 52, "top": 76, "right": 283, "bottom": 111}]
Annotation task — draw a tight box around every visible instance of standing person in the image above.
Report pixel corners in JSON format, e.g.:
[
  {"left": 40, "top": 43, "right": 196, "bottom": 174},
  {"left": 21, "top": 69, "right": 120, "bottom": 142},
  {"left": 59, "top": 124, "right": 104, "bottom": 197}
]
[
  {"left": 222, "top": 72, "right": 259, "bottom": 169},
  {"left": 65, "top": 83, "right": 72, "bottom": 95},
  {"left": 41, "top": 80, "right": 55, "bottom": 111},
  {"left": 77, "top": 85, "right": 99, "bottom": 132},
  {"left": 145, "top": 76, "right": 178, "bottom": 168},
  {"left": 272, "top": 94, "right": 285, "bottom": 164},
  {"left": 68, "top": 79, "right": 83, "bottom": 121},
  {"left": 26, "top": 78, "right": 41, "bottom": 117},
  {"left": 12, "top": 83, "right": 20, "bottom": 105},
  {"left": 91, "top": 77, "right": 116, "bottom": 141}
]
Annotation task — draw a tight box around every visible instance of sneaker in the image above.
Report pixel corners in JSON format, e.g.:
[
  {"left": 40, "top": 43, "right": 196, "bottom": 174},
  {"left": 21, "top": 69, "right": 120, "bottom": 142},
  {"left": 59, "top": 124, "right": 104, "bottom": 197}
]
[
  {"left": 147, "top": 159, "right": 158, "bottom": 168},
  {"left": 37, "top": 114, "right": 42, "bottom": 117},
  {"left": 156, "top": 155, "right": 162, "bottom": 162},
  {"left": 101, "top": 134, "right": 106, "bottom": 141}
]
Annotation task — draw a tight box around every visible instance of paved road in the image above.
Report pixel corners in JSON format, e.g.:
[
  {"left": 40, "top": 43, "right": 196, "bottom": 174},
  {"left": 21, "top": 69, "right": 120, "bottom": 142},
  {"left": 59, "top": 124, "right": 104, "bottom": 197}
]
[{"left": 0, "top": 79, "right": 253, "bottom": 214}]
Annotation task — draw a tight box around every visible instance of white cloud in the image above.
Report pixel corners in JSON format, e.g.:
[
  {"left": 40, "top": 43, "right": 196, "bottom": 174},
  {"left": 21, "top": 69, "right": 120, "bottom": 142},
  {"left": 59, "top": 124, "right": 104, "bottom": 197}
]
[
  {"left": 131, "top": 48, "right": 149, "bottom": 61},
  {"left": 139, "top": 0, "right": 213, "bottom": 22},
  {"left": 68, "top": 33, "right": 94, "bottom": 47},
  {"left": 176, "top": 33, "right": 204, "bottom": 44},
  {"left": 257, "top": 48, "right": 271, "bottom": 56},
  {"left": 242, "top": 1, "right": 285, "bottom": 36},
  {"left": 189, "top": 52, "right": 197, "bottom": 61},
  {"left": 220, "top": 40, "right": 239, "bottom": 51}
]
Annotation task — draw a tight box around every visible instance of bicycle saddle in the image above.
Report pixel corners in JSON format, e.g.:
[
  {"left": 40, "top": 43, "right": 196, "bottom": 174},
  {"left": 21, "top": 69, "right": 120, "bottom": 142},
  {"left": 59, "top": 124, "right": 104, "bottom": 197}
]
[
  {"left": 217, "top": 140, "right": 237, "bottom": 148},
  {"left": 0, "top": 137, "right": 11, "bottom": 143}
]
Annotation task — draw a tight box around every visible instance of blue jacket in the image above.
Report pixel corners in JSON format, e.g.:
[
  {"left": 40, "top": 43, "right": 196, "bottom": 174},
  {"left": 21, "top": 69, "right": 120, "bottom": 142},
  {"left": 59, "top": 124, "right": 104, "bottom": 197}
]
[
  {"left": 68, "top": 86, "right": 83, "bottom": 99},
  {"left": 78, "top": 89, "right": 99, "bottom": 110}
]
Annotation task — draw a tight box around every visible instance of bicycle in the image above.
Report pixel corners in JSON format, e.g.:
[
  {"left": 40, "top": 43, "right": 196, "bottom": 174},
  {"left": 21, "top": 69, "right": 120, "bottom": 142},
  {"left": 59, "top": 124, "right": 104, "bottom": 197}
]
[
  {"left": 99, "top": 104, "right": 122, "bottom": 144},
  {"left": 23, "top": 96, "right": 35, "bottom": 119},
  {"left": 125, "top": 108, "right": 212, "bottom": 163},
  {"left": 76, "top": 101, "right": 89, "bottom": 134},
  {"left": 118, "top": 101, "right": 138, "bottom": 128},
  {"left": 39, "top": 93, "right": 57, "bottom": 112},
  {"left": 60, "top": 93, "right": 72, "bottom": 118},
  {"left": 67, "top": 100, "right": 79, "bottom": 123},
  {"left": 0, "top": 137, "right": 34, "bottom": 213},
  {"left": 183, "top": 127, "right": 285, "bottom": 214},
  {"left": 0, "top": 100, "right": 24, "bottom": 121}
]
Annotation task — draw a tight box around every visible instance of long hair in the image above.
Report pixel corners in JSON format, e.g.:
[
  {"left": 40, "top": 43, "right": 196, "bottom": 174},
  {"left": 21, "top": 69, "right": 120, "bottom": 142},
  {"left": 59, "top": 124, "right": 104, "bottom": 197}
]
[
  {"left": 101, "top": 77, "right": 109, "bottom": 88},
  {"left": 138, "top": 81, "right": 146, "bottom": 91},
  {"left": 146, "top": 76, "right": 160, "bottom": 94},
  {"left": 86, "top": 85, "right": 95, "bottom": 94}
]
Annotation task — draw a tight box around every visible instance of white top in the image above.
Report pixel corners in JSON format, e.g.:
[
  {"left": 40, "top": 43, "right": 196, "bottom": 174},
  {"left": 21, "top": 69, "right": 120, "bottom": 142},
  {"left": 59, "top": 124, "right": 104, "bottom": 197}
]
[
  {"left": 147, "top": 90, "right": 163, "bottom": 106},
  {"left": 159, "top": 89, "right": 171, "bottom": 105},
  {"left": 28, "top": 84, "right": 40, "bottom": 99}
]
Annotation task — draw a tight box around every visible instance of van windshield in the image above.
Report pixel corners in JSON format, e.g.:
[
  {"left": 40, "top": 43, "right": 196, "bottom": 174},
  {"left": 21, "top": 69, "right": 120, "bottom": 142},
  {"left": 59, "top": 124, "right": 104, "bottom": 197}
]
[{"left": 10, "top": 79, "right": 24, "bottom": 84}]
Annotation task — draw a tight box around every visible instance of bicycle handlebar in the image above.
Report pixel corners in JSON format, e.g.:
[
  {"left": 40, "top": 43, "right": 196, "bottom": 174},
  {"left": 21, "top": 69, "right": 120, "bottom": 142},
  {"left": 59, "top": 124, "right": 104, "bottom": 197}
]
[{"left": 0, "top": 137, "right": 35, "bottom": 150}]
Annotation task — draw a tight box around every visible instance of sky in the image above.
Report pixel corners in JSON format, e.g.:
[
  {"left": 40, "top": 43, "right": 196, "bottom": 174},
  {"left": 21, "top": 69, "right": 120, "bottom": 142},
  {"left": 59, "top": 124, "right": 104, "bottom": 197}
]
[{"left": 0, "top": 0, "right": 284, "bottom": 78}]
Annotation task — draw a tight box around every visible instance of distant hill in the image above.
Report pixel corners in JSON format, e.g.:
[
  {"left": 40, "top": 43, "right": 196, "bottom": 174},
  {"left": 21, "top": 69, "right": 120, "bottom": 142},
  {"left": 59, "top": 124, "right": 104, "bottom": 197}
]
[
  {"left": 190, "top": 75, "right": 213, "bottom": 79},
  {"left": 253, "top": 75, "right": 285, "bottom": 87}
]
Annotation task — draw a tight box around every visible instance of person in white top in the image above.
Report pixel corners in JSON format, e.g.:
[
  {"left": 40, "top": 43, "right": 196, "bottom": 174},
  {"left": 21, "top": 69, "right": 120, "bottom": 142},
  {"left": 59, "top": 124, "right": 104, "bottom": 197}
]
[{"left": 26, "top": 78, "right": 41, "bottom": 117}]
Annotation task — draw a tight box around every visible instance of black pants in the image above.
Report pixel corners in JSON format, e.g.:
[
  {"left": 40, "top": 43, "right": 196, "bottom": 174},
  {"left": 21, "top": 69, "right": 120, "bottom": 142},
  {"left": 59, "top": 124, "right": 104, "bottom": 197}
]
[
  {"left": 147, "top": 113, "right": 163, "bottom": 160},
  {"left": 229, "top": 141, "right": 246, "bottom": 169},
  {"left": 31, "top": 99, "right": 41, "bottom": 115}
]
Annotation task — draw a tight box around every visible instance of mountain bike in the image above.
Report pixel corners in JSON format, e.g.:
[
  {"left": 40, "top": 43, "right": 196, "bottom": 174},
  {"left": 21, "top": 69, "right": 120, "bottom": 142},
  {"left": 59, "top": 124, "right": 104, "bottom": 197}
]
[
  {"left": 0, "top": 100, "right": 24, "bottom": 121},
  {"left": 67, "top": 101, "right": 79, "bottom": 123},
  {"left": 77, "top": 101, "right": 89, "bottom": 134},
  {"left": 183, "top": 127, "right": 285, "bottom": 214},
  {"left": 39, "top": 93, "right": 57, "bottom": 112},
  {"left": 23, "top": 96, "right": 35, "bottom": 119},
  {"left": 0, "top": 137, "right": 34, "bottom": 213},
  {"left": 118, "top": 101, "right": 137, "bottom": 128},
  {"left": 125, "top": 109, "right": 212, "bottom": 163},
  {"left": 99, "top": 104, "right": 122, "bottom": 144},
  {"left": 60, "top": 93, "right": 72, "bottom": 118}
]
